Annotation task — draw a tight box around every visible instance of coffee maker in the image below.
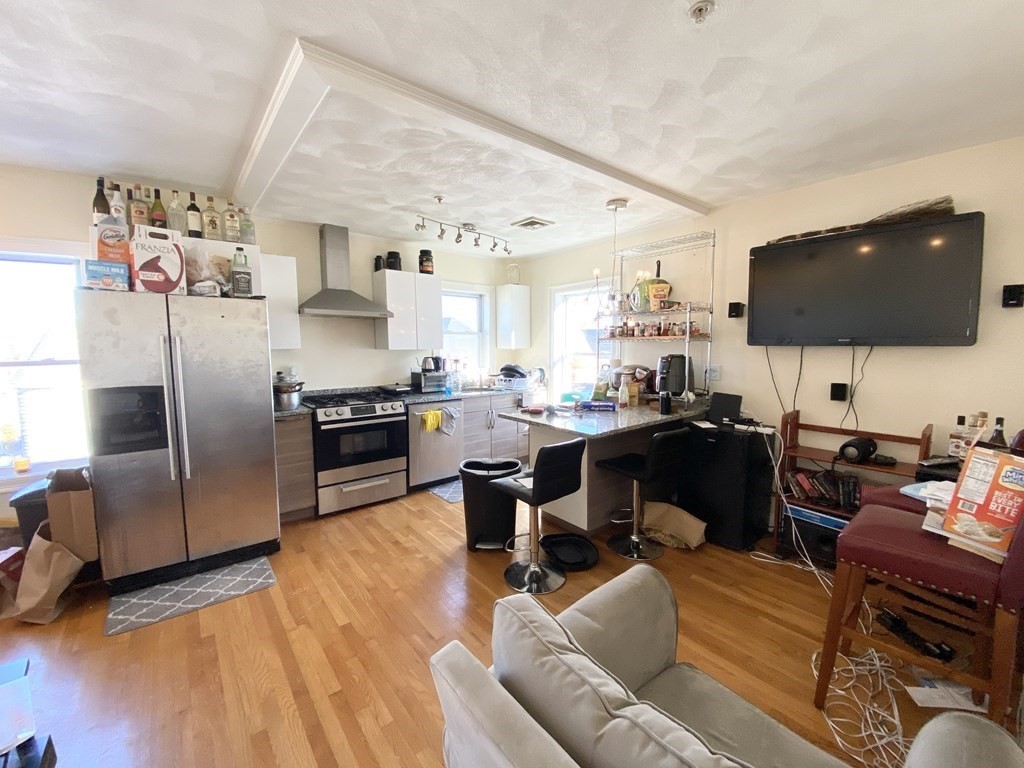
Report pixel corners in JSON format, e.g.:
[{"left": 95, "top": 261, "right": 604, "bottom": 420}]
[{"left": 656, "top": 354, "right": 695, "bottom": 396}]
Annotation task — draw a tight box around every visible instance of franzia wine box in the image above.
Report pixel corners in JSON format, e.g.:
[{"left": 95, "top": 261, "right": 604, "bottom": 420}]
[
  {"left": 131, "top": 225, "right": 185, "bottom": 294},
  {"left": 83, "top": 260, "right": 129, "bottom": 291},
  {"left": 942, "top": 446, "right": 1024, "bottom": 556}
]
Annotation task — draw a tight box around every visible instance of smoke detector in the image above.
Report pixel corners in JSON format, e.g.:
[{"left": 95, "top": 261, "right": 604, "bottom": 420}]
[
  {"left": 689, "top": 0, "right": 715, "bottom": 24},
  {"left": 510, "top": 216, "right": 555, "bottom": 230}
]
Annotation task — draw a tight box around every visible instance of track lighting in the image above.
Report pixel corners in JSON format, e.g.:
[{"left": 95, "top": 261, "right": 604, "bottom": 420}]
[{"left": 412, "top": 214, "right": 510, "bottom": 255}]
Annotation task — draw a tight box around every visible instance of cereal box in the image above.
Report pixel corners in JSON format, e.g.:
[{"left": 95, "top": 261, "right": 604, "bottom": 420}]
[
  {"left": 942, "top": 446, "right": 1024, "bottom": 556},
  {"left": 131, "top": 225, "right": 186, "bottom": 294}
]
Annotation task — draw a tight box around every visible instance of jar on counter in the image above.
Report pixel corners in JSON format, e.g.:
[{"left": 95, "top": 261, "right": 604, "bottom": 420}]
[{"left": 419, "top": 249, "right": 434, "bottom": 274}]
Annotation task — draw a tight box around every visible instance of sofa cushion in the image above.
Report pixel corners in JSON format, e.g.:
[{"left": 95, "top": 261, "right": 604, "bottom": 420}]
[
  {"left": 492, "top": 593, "right": 751, "bottom": 768},
  {"left": 636, "top": 663, "right": 848, "bottom": 768}
]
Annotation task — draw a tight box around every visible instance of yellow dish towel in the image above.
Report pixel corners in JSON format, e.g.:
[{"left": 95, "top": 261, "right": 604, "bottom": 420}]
[{"left": 420, "top": 410, "right": 442, "bottom": 432}]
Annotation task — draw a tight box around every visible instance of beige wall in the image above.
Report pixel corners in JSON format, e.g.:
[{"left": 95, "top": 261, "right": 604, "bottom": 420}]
[
  {"left": 515, "top": 137, "right": 1024, "bottom": 447},
  {"left": 0, "top": 163, "right": 506, "bottom": 390}
]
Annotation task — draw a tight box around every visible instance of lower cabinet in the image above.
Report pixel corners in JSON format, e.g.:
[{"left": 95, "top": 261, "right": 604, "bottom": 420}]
[
  {"left": 274, "top": 412, "right": 316, "bottom": 519},
  {"left": 462, "top": 393, "right": 532, "bottom": 464}
]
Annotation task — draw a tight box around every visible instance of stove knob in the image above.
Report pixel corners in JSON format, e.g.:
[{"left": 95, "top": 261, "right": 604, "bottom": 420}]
[
  {"left": 324, "top": 409, "right": 333, "bottom": 417},
  {"left": 390, "top": 403, "right": 399, "bottom": 411}
]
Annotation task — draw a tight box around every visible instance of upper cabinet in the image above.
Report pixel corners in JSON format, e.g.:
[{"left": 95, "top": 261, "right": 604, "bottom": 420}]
[
  {"left": 496, "top": 284, "right": 530, "bottom": 349},
  {"left": 373, "top": 270, "right": 442, "bottom": 350},
  {"left": 261, "top": 253, "right": 301, "bottom": 350}
]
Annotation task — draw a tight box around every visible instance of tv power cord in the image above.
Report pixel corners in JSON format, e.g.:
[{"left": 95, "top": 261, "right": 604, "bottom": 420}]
[{"left": 876, "top": 608, "right": 956, "bottom": 662}]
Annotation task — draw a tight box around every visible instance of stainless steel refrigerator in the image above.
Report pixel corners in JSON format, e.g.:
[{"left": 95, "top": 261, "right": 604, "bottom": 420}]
[{"left": 75, "top": 290, "right": 280, "bottom": 586}]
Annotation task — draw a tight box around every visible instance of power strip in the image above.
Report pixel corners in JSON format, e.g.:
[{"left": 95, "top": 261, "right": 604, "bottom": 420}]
[{"left": 735, "top": 423, "right": 776, "bottom": 434}]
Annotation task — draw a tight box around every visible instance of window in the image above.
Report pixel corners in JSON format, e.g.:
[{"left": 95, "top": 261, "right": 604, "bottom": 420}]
[
  {"left": 550, "top": 282, "right": 612, "bottom": 399},
  {"left": 0, "top": 254, "right": 87, "bottom": 477},
  {"left": 442, "top": 289, "right": 489, "bottom": 373}
]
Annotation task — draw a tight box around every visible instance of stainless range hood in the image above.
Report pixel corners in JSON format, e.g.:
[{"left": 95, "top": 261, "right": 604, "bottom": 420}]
[{"left": 298, "top": 224, "right": 393, "bottom": 318}]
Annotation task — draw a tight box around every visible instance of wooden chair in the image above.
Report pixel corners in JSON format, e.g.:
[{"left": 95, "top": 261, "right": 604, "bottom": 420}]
[{"left": 814, "top": 504, "right": 1024, "bottom": 725}]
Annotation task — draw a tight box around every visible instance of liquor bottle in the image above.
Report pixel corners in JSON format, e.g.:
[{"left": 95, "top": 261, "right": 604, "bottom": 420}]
[
  {"left": 166, "top": 190, "right": 188, "bottom": 236},
  {"left": 222, "top": 198, "right": 241, "bottom": 243},
  {"left": 988, "top": 417, "right": 1008, "bottom": 448},
  {"left": 186, "top": 192, "right": 203, "bottom": 238},
  {"left": 230, "top": 247, "right": 253, "bottom": 297},
  {"left": 149, "top": 188, "right": 167, "bottom": 228},
  {"left": 948, "top": 415, "right": 966, "bottom": 457},
  {"left": 1011, "top": 428, "right": 1024, "bottom": 453},
  {"left": 92, "top": 176, "right": 110, "bottom": 224},
  {"left": 109, "top": 184, "right": 126, "bottom": 224},
  {"left": 143, "top": 187, "right": 153, "bottom": 207},
  {"left": 128, "top": 187, "right": 150, "bottom": 234},
  {"left": 201, "top": 196, "right": 221, "bottom": 240},
  {"left": 239, "top": 206, "right": 256, "bottom": 245}
]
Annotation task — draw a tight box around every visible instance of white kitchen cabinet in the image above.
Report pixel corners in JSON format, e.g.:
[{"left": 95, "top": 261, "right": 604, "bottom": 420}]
[
  {"left": 415, "top": 272, "right": 443, "bottom": 349},
  {"left": 496, "top": 284, "right": 530, "bottom": 349},
  {"left": 373, "top": 269, "right": 417, "bottom": 349},
  {"left": 373, "top": 269, "right": 442, "bottom": 350},
  {"left": 261, "top": 253, "right": 301, "bottom": 349}
]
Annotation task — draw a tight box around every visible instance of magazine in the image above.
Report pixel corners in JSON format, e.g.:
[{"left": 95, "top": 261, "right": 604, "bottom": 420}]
[{"left": 941, "top": 446, "right": 1024, "bottom": 558}]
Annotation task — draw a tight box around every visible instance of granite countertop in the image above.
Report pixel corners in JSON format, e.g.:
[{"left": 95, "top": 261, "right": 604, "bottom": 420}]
[
  {"left": 300, "top": 385, "right": 538, "bottom": 407},
  {"left": 498, "top": 405, "right": 704, "bottom": 438},
  {"left": 273, "top": 406, "right": 311, "bottom": 421}
]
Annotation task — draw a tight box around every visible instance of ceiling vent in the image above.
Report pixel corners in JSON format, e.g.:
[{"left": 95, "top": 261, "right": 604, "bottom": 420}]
[{"left": 510, "top": 216, "right": 555, "bottom": 231}]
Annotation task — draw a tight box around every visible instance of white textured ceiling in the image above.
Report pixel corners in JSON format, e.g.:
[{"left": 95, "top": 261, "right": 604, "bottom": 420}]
[{"left": 3, "top": 0, "right": 1024, "bottom": 255}]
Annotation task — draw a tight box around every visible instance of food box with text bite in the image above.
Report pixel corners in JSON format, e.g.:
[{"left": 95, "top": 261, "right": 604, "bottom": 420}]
[
  {"left": 942, "top": 446, "right": 1024, "bottom": 555},
  {"left": 131, "top": 225, "right": 185, "bottom": 294}
]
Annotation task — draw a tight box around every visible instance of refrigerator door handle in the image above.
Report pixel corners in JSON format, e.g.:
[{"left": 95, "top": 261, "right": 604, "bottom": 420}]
[
  {"left": 159, "top": 335, "right": 177, "bottom": 481},
  {"left": 173, "top": 335, "right": 192, "bottom": 480}
]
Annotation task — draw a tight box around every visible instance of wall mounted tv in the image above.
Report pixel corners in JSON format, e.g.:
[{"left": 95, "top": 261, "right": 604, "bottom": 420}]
[{"left": 747, "top": 211, "right": 985, "bottom": 346}]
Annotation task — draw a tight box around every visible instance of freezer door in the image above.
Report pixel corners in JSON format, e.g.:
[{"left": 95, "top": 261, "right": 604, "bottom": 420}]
[
  {"left": 167, "top": 295, "right": 280, "bottom": 559},
  {"left": 74, "top": 290, "right": 187, "bottom": 579}
]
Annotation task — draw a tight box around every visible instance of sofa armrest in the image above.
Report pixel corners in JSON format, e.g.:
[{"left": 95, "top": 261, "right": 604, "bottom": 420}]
[
  {"left": 556, "top": 564, "right": 678, "bottom": 691},
  {"left": 905, "top": 712, "right": 1024, "bottom": 768},
  {"left": 429, "top": 641, "right": 581, "bottom": 768}
]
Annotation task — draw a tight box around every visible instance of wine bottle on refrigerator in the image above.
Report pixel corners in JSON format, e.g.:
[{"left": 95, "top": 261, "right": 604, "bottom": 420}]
[
  {"left": 186, "top": 192, "right": 203, "bottom": 238},
  {"left": 239, "top": 206, "right": 256, "bottom": 245},
  {"left": 166, "top": 191, "right": 188, "bottom": 236},
  {"left": 222, "top": 198, "right": 241, "bottom": 243},
  {"left": 201, "top": 196, "right": 221, "bottom": 240},
  {"left": 128, "top": 187, "right": 150, "bottom": 233},
  {"left": 988, "top": 417, "right": 1009, "bottom": 448},
  {"left": 149, "top": 189, "right": 167, "bottom": 228},
  {"left": 92, "top": 176, "right": 110, "bottom": 224}
]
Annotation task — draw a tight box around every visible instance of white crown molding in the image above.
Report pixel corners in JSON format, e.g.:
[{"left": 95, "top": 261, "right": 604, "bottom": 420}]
[{"left": 235, "top": 38, "right": 710, "bottom": 219}]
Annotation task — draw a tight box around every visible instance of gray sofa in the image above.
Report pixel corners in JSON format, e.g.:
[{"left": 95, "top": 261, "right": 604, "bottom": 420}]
[{"left": 430, "top": 564, "right": 1024, "bottom": 768}]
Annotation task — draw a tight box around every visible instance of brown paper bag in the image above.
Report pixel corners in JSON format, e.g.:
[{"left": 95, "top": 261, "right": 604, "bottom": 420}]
[
  {"left": 7, "top": 522, "right": 83, "bottom": 624},
  {"left": 643, "top": 501, "right": 707, "bottom": 550},
  {"left": 0, "top": 547, "right": 25, "bottom": 619}
]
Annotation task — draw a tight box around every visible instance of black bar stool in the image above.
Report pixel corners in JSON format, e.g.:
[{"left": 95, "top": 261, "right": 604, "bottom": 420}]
[
  {"left": 596, "top": 427, "right": 690, "bottom": 561},
  {"left": 490, "top": 438, "right": 586, "bottom": 594}
]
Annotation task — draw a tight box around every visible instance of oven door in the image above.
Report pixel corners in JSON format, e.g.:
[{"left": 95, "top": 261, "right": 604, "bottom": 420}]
[{"left": 314, "top": 413, "right": 408, "bottom": 485}]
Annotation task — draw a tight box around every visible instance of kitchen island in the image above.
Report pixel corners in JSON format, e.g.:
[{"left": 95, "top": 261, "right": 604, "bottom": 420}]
[{"left": 498, "top": 405, "right": 704, "bottom": 532}]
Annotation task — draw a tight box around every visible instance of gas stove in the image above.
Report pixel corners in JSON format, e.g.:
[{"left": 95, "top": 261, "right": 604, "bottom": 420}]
[{"left": 303, "top": 388, "right": 406, "bottom": 423}]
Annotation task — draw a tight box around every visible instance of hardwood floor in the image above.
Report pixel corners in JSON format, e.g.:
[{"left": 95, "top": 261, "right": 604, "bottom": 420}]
[{"left": 1, "top": 491, "right": 927, "bottom": 767}]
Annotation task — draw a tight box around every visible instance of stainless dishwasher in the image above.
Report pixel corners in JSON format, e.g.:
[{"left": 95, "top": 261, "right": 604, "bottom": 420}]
[{"left": 407, "top": 400, "right": 464, "bottom": 488}]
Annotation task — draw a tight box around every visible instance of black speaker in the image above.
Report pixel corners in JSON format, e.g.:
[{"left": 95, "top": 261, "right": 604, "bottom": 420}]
[
  {"left": 1003, "top": 284, "right": 1024, "bottom": 308},
  {"left": 839, "top": 436, "right": 877, "bottom": 463},
  {"left": 728, "top": 301, "right": 745, "bottom": 318}
]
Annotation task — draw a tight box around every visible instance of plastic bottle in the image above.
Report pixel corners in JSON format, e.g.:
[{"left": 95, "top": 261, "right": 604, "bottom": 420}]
[{"left": 618, "top": 382, "right": 629, "bottom": 408}]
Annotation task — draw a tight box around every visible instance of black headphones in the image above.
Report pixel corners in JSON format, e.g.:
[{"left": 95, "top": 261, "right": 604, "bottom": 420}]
[{"left": 838, "top": 437, "right": 877, "bottom": 464}]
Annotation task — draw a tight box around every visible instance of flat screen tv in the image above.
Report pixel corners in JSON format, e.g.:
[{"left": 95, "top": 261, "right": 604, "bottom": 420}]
[{"left": 747, "top": 211, "right": 985, "bottom": 346}]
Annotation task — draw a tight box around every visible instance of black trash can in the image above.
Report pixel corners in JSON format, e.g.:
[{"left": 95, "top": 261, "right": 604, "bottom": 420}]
[
  {"left": 9, "top": 478, "right": 49, "bottom": 548},
  {"left": 459, "top": 458, "right": 522, "bottom": 551}
]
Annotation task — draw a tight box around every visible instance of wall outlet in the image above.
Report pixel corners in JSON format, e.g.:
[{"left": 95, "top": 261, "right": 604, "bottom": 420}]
[
  {"left": 830, "top": 382, "right": 849, "bottom": 401},
  {"left": 707, "top": 365, "right": 721, "bottom": 382}
]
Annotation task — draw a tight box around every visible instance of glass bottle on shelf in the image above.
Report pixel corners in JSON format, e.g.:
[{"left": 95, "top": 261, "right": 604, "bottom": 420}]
[
  {"left": 201, "top": 196, "right": 221, "bottom": 240},
  {"left": 186, "top": 192, "right": 203, "bottom": 238},
  {"left": 109, "top": 184, "right": 126, "bottom": 224},
  {"left": 149, "top": 188, "right": 167, "bottom": 228},
  {"left": 948, "top": 415, "right": 966, "bottom": 457},
  {"left": 127, "top": 188, "right": 150, "bottom": 234},
  {"left": 166, "top": 190, "right": 188, "bottom": 236},
  {"left": 222, "top": 198, "right": 241, "bottom": 243},
  {"left": 988, "top": 417, "right": 1008, "bottom": 448},
  {"left": 91, "top": 176, "right": 109, "bottom": 224},
  {"left": 239, "top": 206, "right": 256, "bottom": 245},
  {"left": 230, "top": 247, "right": 252, "bottom": 297}
]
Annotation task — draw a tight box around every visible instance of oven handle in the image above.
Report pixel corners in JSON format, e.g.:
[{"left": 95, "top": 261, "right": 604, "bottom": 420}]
[
  {"left": 318, "top": 416, "right": 407, "bottom": 430},
  {"left": 340, "top": 477, "right": 391, "bottom": 492}
]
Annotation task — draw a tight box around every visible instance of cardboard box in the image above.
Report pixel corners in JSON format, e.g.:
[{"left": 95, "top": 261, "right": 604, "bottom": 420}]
[
  {"left": 46, "top": 468, "right": 98, "bottom": 563},
  {"left": 89, "top": 220, "right": 131, "bottom": 264},
  {"left": 131, "top": 225, "right": 186, "bottom": 294},
  {"left": 942, "top": 446, "right": 1024, "bottom": 557},
  {"left": 83, "top": 259, "right": 130, "bottom": 291}
]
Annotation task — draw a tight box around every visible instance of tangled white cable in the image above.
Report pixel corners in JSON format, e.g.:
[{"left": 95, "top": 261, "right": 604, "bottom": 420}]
[{"left": 749, "top": 423, "right": 912, "bottom": 767}]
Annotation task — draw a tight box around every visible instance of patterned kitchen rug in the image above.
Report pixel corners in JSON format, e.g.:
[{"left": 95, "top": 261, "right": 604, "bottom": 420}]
[
  {"left": 428, "top": 478, "right": 464, "bottom": 504},
  {"left": 104, "top": 556, "right": 276, "bottom": 636}
]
